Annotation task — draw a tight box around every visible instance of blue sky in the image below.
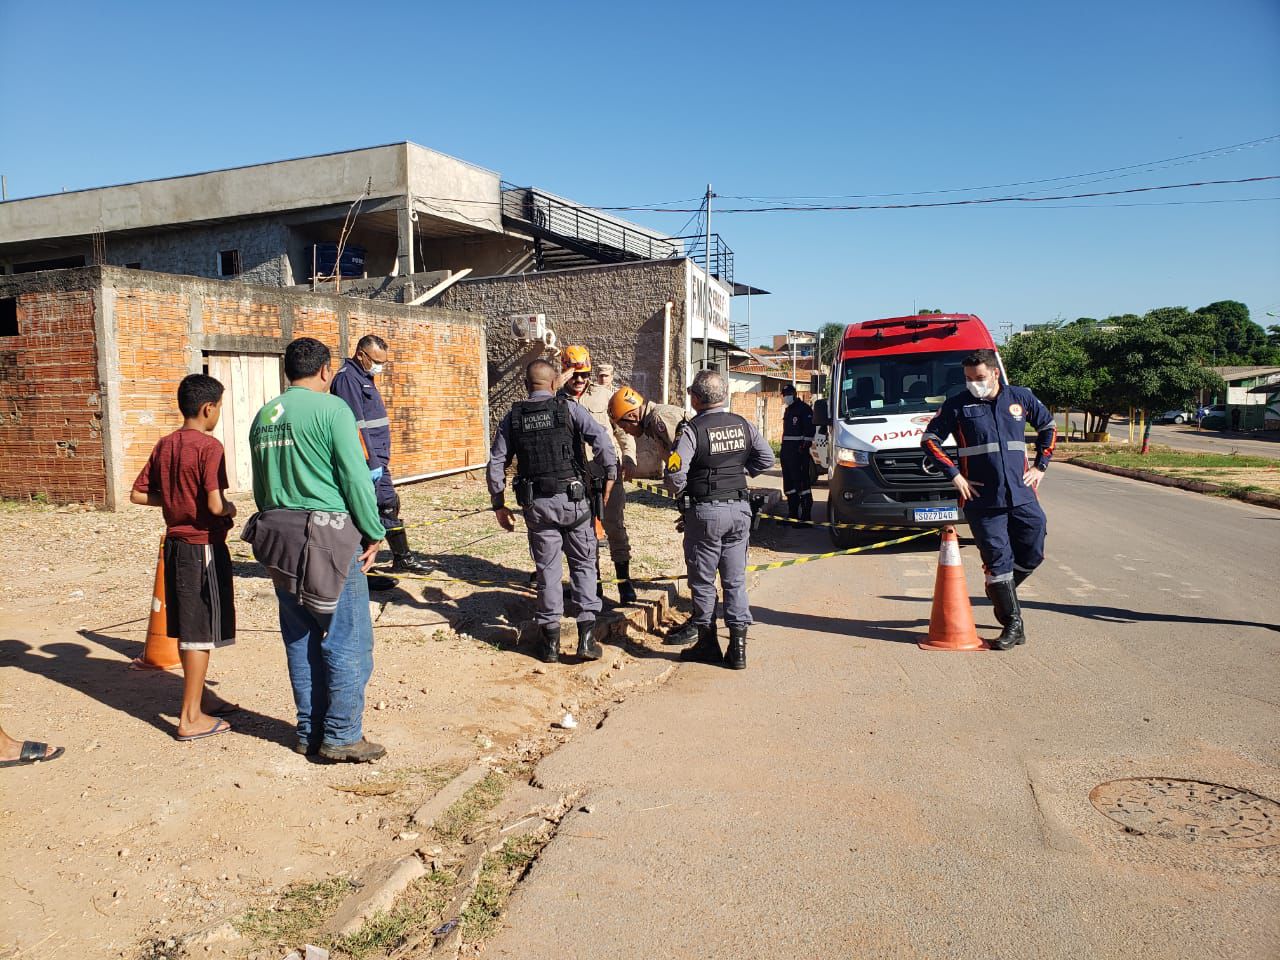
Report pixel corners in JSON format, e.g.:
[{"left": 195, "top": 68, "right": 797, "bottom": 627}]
[{"left": 2, "top": 0, "right": 1277, "bottom": 342}]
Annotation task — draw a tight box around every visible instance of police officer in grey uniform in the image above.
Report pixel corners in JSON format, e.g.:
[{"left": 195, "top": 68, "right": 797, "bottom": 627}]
[
  {"left": 665, "top": 370, "right": 774, "bottom": 669},
  {"left": 488, "top": 359, "right": 619, "bottom": 664}
]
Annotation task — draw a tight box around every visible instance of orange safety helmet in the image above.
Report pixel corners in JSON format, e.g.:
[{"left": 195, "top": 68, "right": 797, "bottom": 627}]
[
  {"left": 560, "top": 345, "right": 592, "bottom": 373},
  {"left": 608, "top": 386, "right": 645, "bottom": 423}
]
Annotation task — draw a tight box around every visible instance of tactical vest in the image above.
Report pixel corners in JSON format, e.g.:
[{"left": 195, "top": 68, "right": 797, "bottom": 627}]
[
  {"left": 509, "top": 397, "right": 584, "bottom": 491},
  {"left": 685, "top": 410, "right": 751, "bottom": 501}
]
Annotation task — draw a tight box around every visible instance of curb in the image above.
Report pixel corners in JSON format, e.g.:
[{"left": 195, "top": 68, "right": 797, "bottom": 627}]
[{"left": 1065, "top": 458, "right": 1280, "bottom": 510}]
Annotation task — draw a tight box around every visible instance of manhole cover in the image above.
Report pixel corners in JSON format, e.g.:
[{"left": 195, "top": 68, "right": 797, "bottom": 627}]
[{"left": 1089, "top": 778, "right": 1280, "bottom": 849}]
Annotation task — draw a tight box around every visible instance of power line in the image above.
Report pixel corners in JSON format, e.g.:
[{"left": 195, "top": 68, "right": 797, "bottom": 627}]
[
  {"left": 713, "top": 133, "right": 1280, "bottom": 203},
  {"left": 600, "top": 176, "right": 1280, "bottom": 213},
  {"left": 953, "top": 196, "right": 1280, "bottom": 210}
]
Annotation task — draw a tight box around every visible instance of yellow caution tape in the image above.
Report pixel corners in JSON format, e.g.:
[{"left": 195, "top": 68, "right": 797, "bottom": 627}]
[
  {"left": 403, "top": 508, "right": 491, "bottom": 530},
  {"left": 744, "top": 528, "right": 938, "bottom": 571},
  {"left": 628, "top": 479, "right": 929, "bottom": 533},
  {"left": 365, "top": 527, "right": 937, "bottom": 589}
]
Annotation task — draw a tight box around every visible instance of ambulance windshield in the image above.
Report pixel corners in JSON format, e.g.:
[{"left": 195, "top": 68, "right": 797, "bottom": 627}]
[{"left": 838, "top": 350, "right": 970, "bottom": 419}]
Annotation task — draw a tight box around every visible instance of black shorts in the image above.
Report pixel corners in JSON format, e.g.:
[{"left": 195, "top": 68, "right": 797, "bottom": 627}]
[{"left": 163, "top": 538, "right": 236, "bottom": 651}]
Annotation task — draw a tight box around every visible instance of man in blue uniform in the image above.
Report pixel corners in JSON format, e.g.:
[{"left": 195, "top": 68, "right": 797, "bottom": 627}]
[
  {"left": 921, "top": 348, "right": 1057, "bottom": 650},
  {"left": 488, "top": 359, "right": 619, "bottom": 664},
  {"left": 331, "top": 334, "right": 431, "bottom": 575},
  {"left": 779, "top": 383, "right": 816, "bottom": 525},
  {"left": 666, "top": 370, "right": 775, "bottom": 669}
]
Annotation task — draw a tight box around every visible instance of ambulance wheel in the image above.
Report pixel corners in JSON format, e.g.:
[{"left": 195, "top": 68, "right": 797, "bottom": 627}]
[{"left": 830, "top": 522, "right": 867, "bottom": 550}]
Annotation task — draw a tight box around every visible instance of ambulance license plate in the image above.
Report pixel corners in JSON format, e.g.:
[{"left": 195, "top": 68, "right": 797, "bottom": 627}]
[{"left": 913, "top": 507, "right": 959, "bottom": 522}]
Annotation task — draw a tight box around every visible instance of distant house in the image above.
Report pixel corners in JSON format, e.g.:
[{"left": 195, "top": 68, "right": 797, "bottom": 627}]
[{"left": 1208, "top": 366, "right": 1280, "bottom": 430}]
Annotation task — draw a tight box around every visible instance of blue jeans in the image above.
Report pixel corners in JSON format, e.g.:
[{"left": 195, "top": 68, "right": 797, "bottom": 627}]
[{"left": 276, "top": 550, "right": 374, "bottom": 748}]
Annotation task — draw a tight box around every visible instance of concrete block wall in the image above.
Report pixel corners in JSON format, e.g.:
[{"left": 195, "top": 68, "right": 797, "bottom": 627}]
[
  {"left": 0, "top": 267, "right": 488, "bottom": 506},
  {"left": 0, "top": 276, "right": 107, "bottom": 503},
  {"left": 437, "top": 259, "right": 689, "bottom": 432},
  {"left": 107, "top": 218, "right": 295, "bottom": 285}
]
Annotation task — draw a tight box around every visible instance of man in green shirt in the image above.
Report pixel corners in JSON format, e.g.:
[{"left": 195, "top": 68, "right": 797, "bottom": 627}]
[{"left": 248, "top": 337, "right": 387, "bottom": 763}]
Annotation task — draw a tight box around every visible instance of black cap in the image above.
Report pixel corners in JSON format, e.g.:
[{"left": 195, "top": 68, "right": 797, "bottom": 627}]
[{"left": 781, "top": 384, "right": 797, "bottom": 396}]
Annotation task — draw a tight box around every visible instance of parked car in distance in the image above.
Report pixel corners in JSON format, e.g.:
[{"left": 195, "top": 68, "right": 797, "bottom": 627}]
[
  {"left": 1154, "top": 409, "right": 1192, "bottom": 424},
  {"left": 1197, "top": 404, "right": 1227, "bottom": 427}
]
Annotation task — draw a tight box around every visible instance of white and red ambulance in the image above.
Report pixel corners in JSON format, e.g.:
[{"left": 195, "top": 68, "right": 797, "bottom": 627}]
[{"left": 818, "top": 313, "right": 1004, "bottom": 547}]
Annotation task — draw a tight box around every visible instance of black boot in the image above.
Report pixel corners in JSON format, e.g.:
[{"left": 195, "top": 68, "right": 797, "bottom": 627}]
[
  {"left": 987, "top": 580, "right": 1026, "bottom": 651},
  {"left": 664, "top": 617, "right": 698, "bottom": 646},
  {"left": 988, "top": 570, "right": 1032, "bottom": 626},
  {"left": 615, "top": 561, "right": 637, "bottom": 605},
  {"left": 576, "top": 620, "right": 603, "bottom": 660},
  {"left": 386, "top": 527, "right": 431, "bottom": 574},
  {"left": 538, "top": 624, "right": 560, "bottom": 664},
  {"left": 796, "top": 493, "right": 813, "bottom": 528},
  {"left": 680, "top": 625, "right": 722, "bottom": 663},
  {"left": 724, "top": 625, "right": 747, "bottom": 670},
  {"left": 985, "top": 582, "right": 1009, "bottom": 627},
  {"left": 391, "top": 552, "right": 432, "bottom": 574}
]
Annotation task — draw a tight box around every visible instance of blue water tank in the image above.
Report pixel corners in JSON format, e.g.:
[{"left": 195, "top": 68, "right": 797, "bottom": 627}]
[{"left": 311, "top": 242, "right": 366, "bottom": 279}]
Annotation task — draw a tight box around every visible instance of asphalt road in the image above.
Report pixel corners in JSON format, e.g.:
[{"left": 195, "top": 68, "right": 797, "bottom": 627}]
[
  {"left": 486, "top": 466, "right": 1280, "bottom": 959},
  {"left": 1146, "top": 423, "right": 1279, "bottom": 458},
  {"left": 1059, "top": 413, "right": 1279, "bottom": 457}
]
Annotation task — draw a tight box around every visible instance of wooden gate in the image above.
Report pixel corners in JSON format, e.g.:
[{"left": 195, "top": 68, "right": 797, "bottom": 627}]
[{"left": 206, "top": 353, "right": 283, "bottom": 491}]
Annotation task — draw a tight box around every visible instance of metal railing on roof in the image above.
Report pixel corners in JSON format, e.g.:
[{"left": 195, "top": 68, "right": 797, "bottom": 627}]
[
  {"left": 669, "top": 232, "right": 734, "bottom": 286},
  {"left": 501, "top": 183, "right": 683, "bottom": 263}
]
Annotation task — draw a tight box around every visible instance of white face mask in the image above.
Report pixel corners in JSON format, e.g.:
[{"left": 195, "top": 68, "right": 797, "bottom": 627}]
[
  {"left": 783, "top": 395, "right": 795, "bottom": 406},
  {"left": 966, "top": 378, "right": 993, "bottom": 399},
  {"left": 368, "top": 362, "right": 384, "bottom": 376}
]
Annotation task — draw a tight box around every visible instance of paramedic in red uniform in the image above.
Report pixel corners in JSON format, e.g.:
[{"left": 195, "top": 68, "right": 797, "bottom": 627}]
[{"left": 920, "top": 348, "right": 1056, "bottom": 650}]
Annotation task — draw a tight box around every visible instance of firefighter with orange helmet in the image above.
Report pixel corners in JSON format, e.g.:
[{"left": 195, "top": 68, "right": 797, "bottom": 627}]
[
  {"left": 608, "top": 386, "right": 688, "bottom": 460},
  {"left": 557, "top": 345, "right": 639, "bottom": 605}
]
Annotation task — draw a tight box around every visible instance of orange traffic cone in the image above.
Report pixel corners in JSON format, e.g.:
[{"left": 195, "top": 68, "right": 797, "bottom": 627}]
[
  {"left": 918, "top": 526, "right": 986, "bottom": 652},
  {"left": 131, "top": 538, "right": 181, "bottom": 670}
]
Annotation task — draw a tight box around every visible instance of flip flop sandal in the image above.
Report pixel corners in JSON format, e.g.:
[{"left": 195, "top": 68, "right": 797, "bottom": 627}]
[
  {"left": 0, "top": 741, "right": 64, "bottom": 768},
  {"left": 175, "top": 718, "right": 232, "bottom": 742}
]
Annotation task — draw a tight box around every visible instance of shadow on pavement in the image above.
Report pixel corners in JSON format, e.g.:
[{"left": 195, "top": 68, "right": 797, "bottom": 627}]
[
  {"left": 880, "top": 595, "right": 1280, "bottom": 632},
  {"left": 752, "top": 606, "right": 928, "bottom": 644}
]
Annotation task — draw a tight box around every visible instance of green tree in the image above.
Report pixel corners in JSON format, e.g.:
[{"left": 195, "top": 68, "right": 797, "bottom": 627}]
[
  {"left": 1003, "top": 324, "right": 1111, "bottom": 433},
  {"left": 1091, "top": 312, "right": 1223, "bottom": 445},
  {"left": 1192, "top": 300, "right": 1280, "bottom": 365},
  {"left": 816, "top": 322, "right": 844, "bottom": 368}
]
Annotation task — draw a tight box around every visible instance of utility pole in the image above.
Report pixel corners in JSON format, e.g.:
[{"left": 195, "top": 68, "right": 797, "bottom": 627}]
[{"left": 702, "top": 184, "right": 713, "bottom": 371}]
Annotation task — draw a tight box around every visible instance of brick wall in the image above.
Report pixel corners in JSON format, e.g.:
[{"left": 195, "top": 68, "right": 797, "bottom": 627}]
[
  {"left": 437, "top": 259, "right": 689, "bottom": 432},
  {"left": 345, "top": 310, "right": 488, "bottom": 478},
  {"left": 0, "top": 278, "right": 106, "bottom": 503},
  {"left": 0, "top": 267, "right": 488, "bottom": 506},
  {"left": 729, "top": 389, "right": 813, "bottom": 444},
  {"left": 113, "top": 286, "right": 194, "bottom": 491}
]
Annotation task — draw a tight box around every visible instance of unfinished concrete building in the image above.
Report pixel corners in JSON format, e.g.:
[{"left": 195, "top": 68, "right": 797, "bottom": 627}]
[{"left": 0, "top": 143, "right": 767, "bottom": 501}]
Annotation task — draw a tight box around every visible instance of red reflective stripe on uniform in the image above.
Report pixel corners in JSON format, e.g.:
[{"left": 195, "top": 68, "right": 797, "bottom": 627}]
[
  {"left": 1043, "top": 425, "right": 1058, "bottom": 456},
  {"left": 924, "top": 438, "right": 954, "bottom": 468}
]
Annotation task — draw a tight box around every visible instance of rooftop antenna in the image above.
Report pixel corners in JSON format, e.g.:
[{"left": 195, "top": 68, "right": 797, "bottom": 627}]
[
  {"left": 331, "top": 177, "right": 373, "bottom": 294},
  {"left": 702, "top": 184, "right": 713, "bottom": 370}
]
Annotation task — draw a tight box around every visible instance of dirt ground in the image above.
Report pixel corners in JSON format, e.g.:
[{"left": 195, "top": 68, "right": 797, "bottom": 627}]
[
  {"left": 0, "top": 471, "right": 800, "bottom": 959},
  {"left": 1154, "top": 466, "right": 1280, "bottom": 493}
]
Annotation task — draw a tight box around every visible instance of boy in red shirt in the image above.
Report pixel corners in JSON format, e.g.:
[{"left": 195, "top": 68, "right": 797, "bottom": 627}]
[{"left": 131, "top": 374, "right": 239, "bottom": 741}]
